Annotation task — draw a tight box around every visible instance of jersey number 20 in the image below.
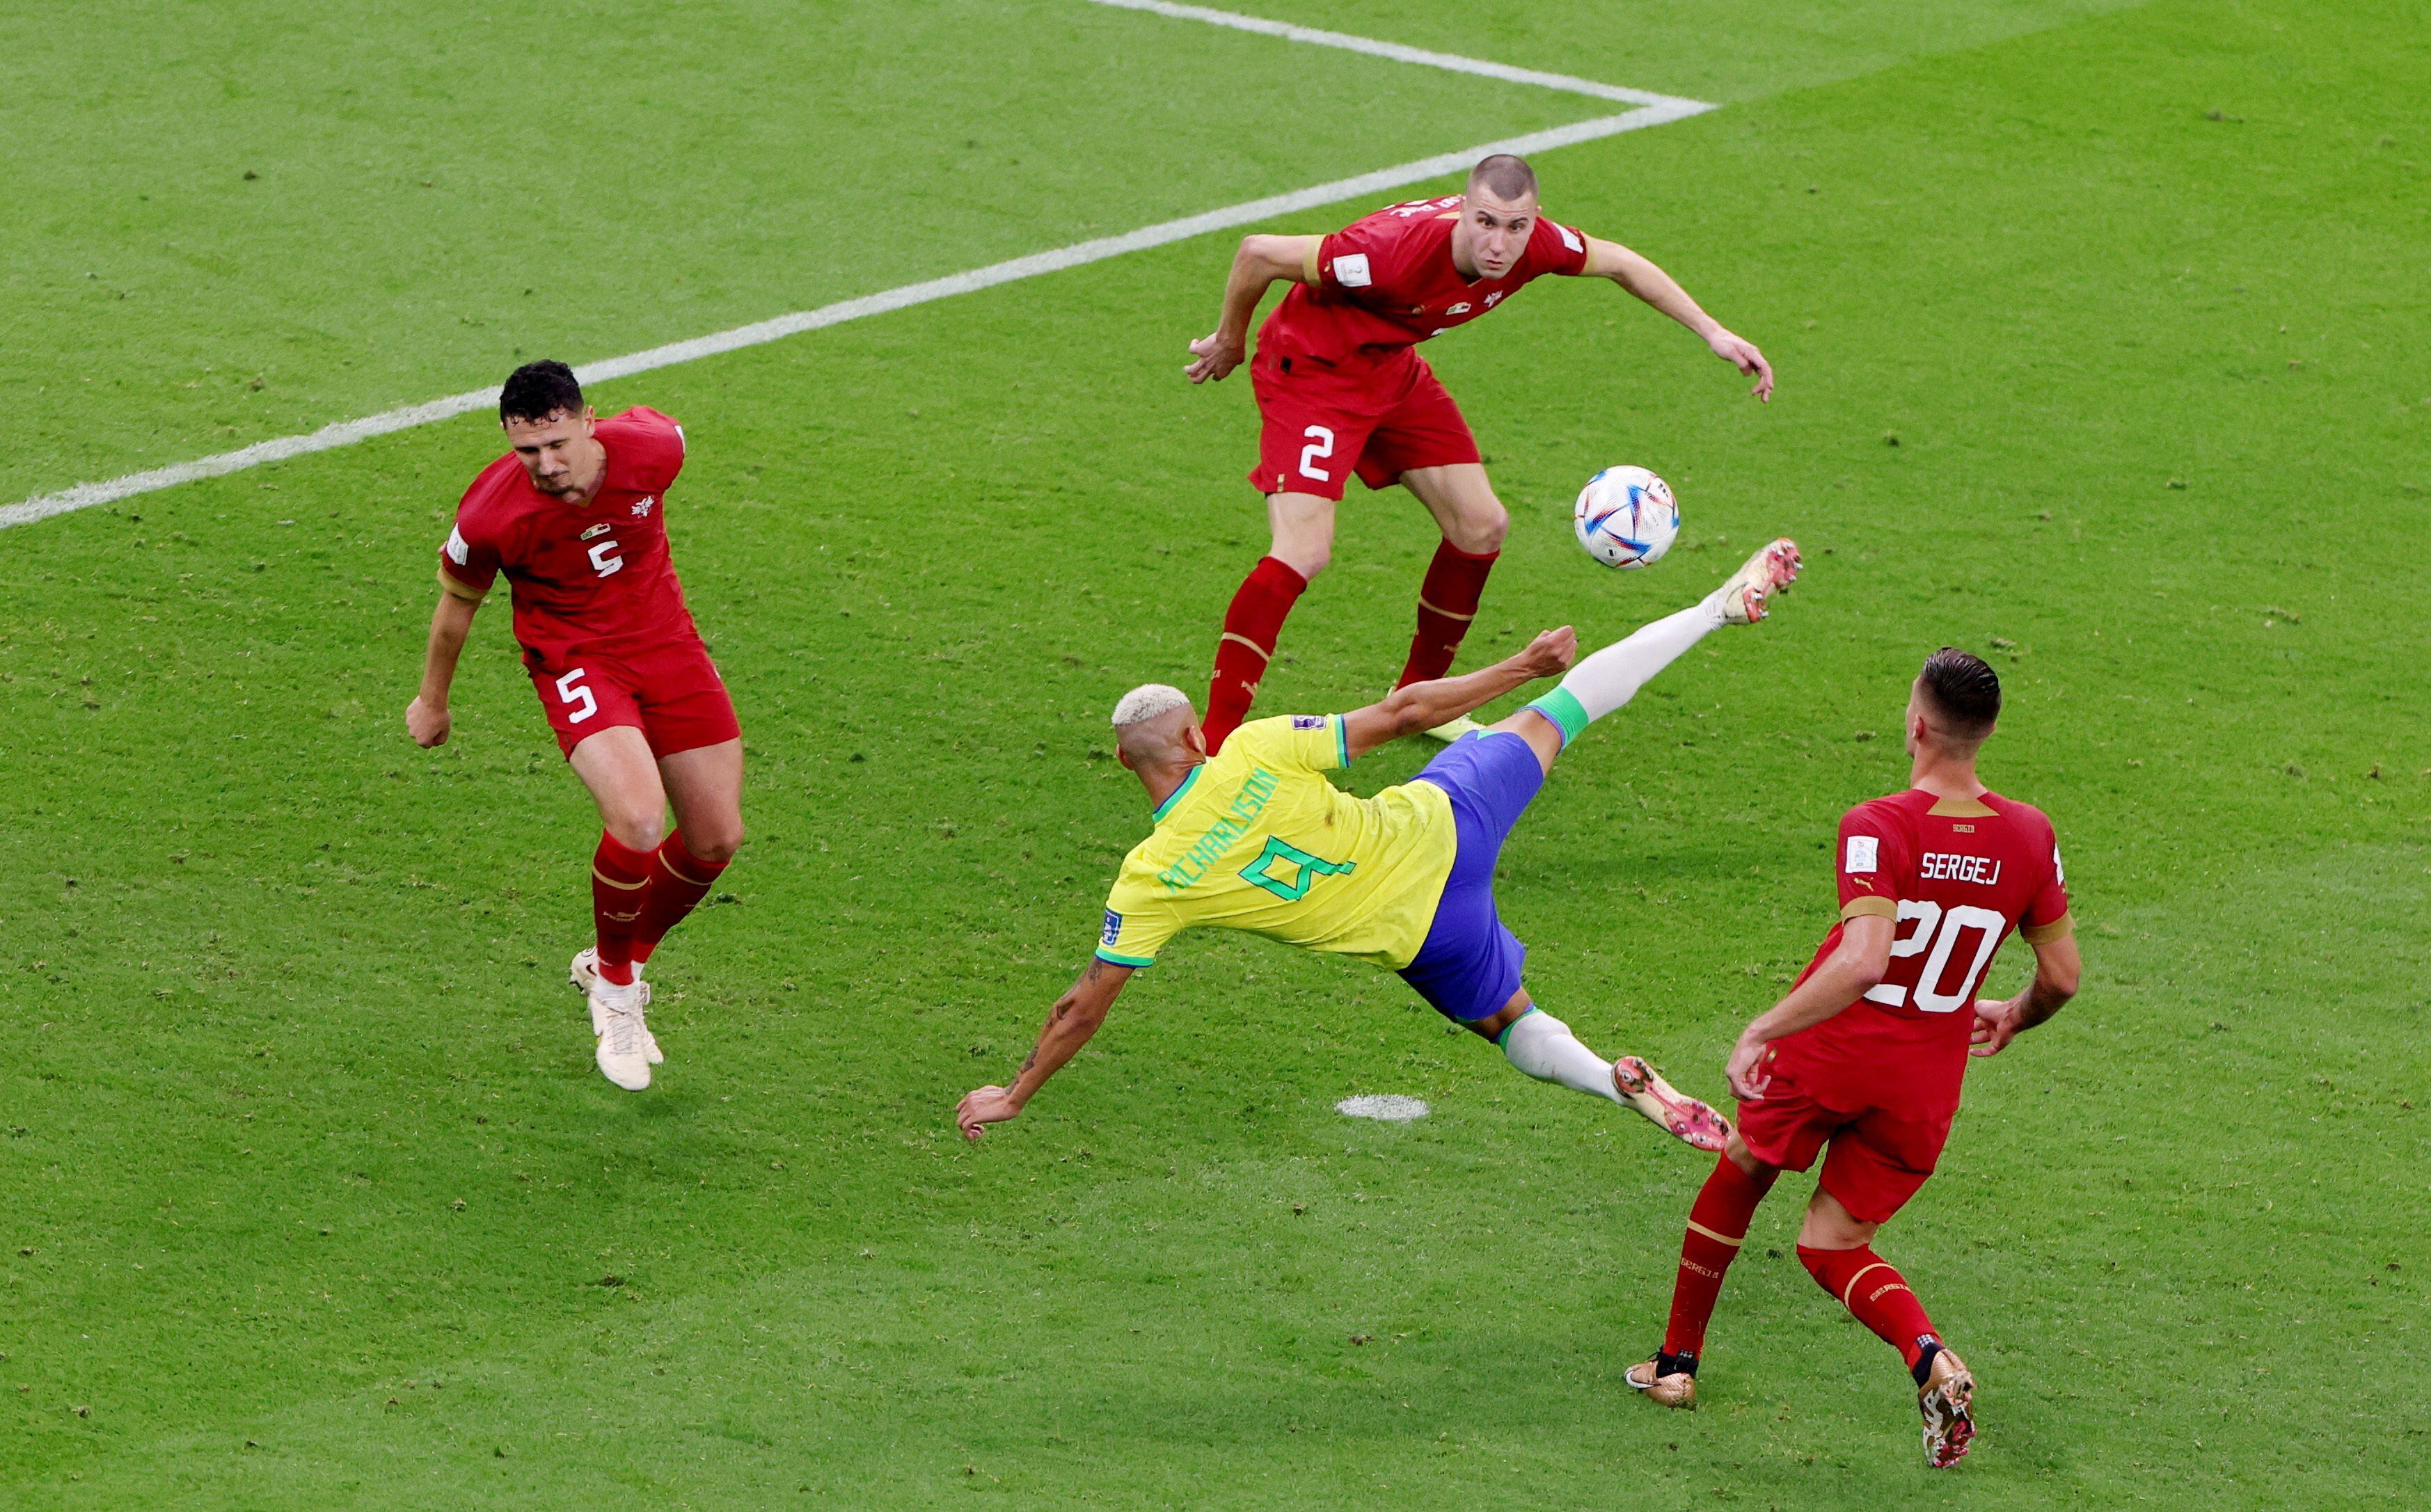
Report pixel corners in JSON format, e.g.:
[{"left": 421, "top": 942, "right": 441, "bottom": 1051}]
[{"left": 1864, "top": 900, "right": 2006, "bottom": 1014}]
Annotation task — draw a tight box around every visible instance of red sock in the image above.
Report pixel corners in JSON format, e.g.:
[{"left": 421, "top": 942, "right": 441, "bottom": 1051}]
[
  {"left": 1395, "top": 540, "right": 1498, "bottom": 688},
  {"left": 590, "top": 832, "right": 653, "bottom": 985},
  {"left": 631, "top": 832, "right": 729, "bottom": 965},
  {"left": 1661, "top": 1156, "right": 1780, "bottom": 1358},
  {"left": 1203, "top": 555, "right": 1307, "bottom": 754},
  {"left": 1798, "top": 1245, "right": 1942, "bottom": 1370}
]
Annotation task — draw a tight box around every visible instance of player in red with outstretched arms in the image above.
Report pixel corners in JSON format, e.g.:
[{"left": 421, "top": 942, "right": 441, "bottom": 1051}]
[
  {"left": 1626, "top": 648, "right": 2082, "bottom": 1469},
  {"left": 1184, "top": 152, "right": 1774, "bottom": 753},
  {"left": 406, "top": 361, "right": 745, "bottom": 1092}
]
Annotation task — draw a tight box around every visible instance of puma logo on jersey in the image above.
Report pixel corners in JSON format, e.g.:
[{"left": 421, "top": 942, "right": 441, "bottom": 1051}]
[
  {"left": 1919, "top": 852, "right": 2002, "bottom": 885},
  {"left": 580, "top": 522, "right": 613, "bottom": 541}
]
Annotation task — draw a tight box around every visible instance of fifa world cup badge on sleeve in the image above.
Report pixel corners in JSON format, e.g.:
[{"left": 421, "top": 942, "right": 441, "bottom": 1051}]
[
  {"left": 1846, "top": 836, "right": 1879, "bottom": 874},
  {"left": 1331, "top": 253, "right": 1372, "bottom": 287},
  {"left": 445, "top": 526, "right": 470, "bottom": 565},
  {"left": 1292, "top": 716, "right": 1325, "bottom": 730},
  {"left": 1102, "top": 910, "right": 1124, "bottom": 948}
]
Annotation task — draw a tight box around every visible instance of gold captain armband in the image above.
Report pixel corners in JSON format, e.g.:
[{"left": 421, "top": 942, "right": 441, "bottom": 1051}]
[
  {"left": 2020, "top": 912, "right": 2075, "bottom": 945},
  {"left": 436, "top": 566, "right": 487, "bottom": 602}
]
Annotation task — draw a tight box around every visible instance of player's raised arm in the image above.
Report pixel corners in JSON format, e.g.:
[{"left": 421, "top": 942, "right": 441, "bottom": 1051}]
[
  {"left": 956, "top": 957, "right": 1136, "bottom": 1140},
  {"left": 1969, "top": 932, "right": 2081, "bottom": 1058},
  {"left": 1338, "top": 626, "right": 1576, "bottom": 759},
  {"left": 1185, "top": 234, "right": 1322, "bottom": 384},
  {"left": 1581, "top": 236, "right": 1774, "bottom": 401},
  {"left": 405, "top": 578, "right": 485, "bottom": 747}
]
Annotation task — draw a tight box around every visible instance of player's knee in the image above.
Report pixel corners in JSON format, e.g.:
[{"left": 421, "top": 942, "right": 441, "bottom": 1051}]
[
  {"left": 1446, "top": 500, "right": 1508, "bottom": 555},
  {"left": 687, "top": 820, "right": 744, "bottom": 866},
  {"left": 1272, "top": 539, "right": 1330, "bottom": 578},
  {"left": 603, "top": 806, "right": 665, "bottom": 852}
]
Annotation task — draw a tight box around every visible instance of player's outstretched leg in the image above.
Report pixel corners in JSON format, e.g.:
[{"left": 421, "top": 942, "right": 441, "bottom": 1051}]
[
  {"left": 1629, "top": 1145, "right": 1781, "bottom": 1409},
  {"left": 1497, "top": 1007, "right": 1729, "bottom": 1153},
  {"left": 1511, "top": 539, "right": 1800, "bottom": 756}
]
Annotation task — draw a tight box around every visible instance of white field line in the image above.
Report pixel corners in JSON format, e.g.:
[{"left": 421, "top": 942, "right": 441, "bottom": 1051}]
[{"left": 1, "top": 7, "right": 1713, "bottom": 531}]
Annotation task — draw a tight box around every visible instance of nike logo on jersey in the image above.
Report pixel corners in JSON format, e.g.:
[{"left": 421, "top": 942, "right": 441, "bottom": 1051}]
[{"left": 1919, "top": 852, "right": 2002, "bottom": 885}]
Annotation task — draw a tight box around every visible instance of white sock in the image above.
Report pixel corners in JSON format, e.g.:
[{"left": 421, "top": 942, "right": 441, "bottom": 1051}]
[
  {"left": 1500, "top": 1009, "right": 1622, "bottom": 1104},
  {"left": 1556, "top": 599, "right": 1724, "bottom": 724}
]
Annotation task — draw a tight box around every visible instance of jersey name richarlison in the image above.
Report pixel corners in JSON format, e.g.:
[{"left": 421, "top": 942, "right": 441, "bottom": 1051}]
[{"left": 1094, "top": 715, "right": 1457, "bottom": 973}]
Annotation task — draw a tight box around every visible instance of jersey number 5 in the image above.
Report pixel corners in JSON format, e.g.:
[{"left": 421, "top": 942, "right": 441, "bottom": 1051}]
[
  {"left": 554, "top": 668, "right": 599, "bottom": 725},
  {"left": 1864, "top": 900, "right": 2007, "bottom": 1014},
  {"left": 1297, "top": 426, "right": 1335, "bottom": 483},
  {"left": 587, "top": 539, "right": 624, "bottom": 578}
]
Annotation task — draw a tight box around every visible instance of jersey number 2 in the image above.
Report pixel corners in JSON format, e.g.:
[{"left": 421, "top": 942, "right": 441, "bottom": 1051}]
[
  {"left": 555, "top": 668, "right": 599, "bottom": 725},
  {"left": 1864, "top": 900, "right": 2006, "bottom": 1014},
  {"left": 1297, "top": 426, "right": 1335, "bottom": 483}
]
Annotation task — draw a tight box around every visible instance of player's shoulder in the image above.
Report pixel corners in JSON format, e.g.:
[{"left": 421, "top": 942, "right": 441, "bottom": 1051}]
[
  {"left": 1983, "top": 790, "right": 2058, "bottom": 838},
  {"left": 599, "top": 406, "right": 686, "bottom": 489},
  {"left": 1529, "top": 212, "right": 1587, "bottom": 257},
  {"left": 454, "top": 452, "right": 532, "bottom": 528},
  {"left": 1225, "top": 714, "right": 1336, "bottom": 763},
  {"left": 1843, "top": 788, "right": 1926, "bottom": 829}
]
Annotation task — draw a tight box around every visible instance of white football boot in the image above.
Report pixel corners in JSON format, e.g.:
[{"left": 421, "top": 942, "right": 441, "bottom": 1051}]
[
  {"left": 1705, "top": 538, "right": 1803, "bottom": 625},
  {"left": 569, "top": 948, "right": 661, "bottom": 1063},
  {"left": 591, "top": 973, "right": 654, "bottom": 1091}
]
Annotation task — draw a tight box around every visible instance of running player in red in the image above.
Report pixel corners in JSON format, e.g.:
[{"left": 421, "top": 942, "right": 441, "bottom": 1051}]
[
  {"left": 1625, "top": 648, "right": 2082, "bottom": 1469},
  {"left": 1184, "top": 152, "right": 1774, "bottom": 754},
  {"left": 404, "top": 360, "right": 745, "bottom": 1092}
]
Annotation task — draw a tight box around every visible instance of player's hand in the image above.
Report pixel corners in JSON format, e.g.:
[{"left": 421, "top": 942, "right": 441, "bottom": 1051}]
[
  {"left": 956, "top": 1085, "right": 1024, "bottom": 1140},
  {"left": 1725, "top": 1033, "right": 1773, "bottom": 1101},
  {"left": 1968, "top": 997, "right": 2025, "bottom": 1058},
  {"left": 406, "top": 695, "right": 451, "bottom": 747},
  {"left": 1185, "top": 331, "right": 1246, "bottom": 384},
  {"left": 1514, "top": 626, "right": 1578, "bottom": 679},
  {"left": 1707, "top": 328, "right": 1774, "bottom": 402}
]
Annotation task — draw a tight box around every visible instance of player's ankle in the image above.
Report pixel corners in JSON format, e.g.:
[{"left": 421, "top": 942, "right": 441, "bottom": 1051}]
[
  {"left": 1909, "top": 1338, "right": 1944, "bottom": 1388},
  {"left": 596, "top": 956, "right": 635, "bottom": 987},
  {"left": 1656, "top": 1348, "right": 1699, "bottom": 1379}
]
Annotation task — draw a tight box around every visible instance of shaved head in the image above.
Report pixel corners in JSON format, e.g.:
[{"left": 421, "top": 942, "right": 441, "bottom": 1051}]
[
  {"left": 1110, "top": 683, "right": 1203, "bottom": 771},
  {"left": 1468, "top": 153, "right": 1538, "bottom": 202}
]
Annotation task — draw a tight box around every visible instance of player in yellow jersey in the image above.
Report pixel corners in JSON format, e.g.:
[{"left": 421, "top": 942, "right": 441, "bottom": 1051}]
[{"left": 956, "top": 540, "right": 1802, "bottom": 1145}]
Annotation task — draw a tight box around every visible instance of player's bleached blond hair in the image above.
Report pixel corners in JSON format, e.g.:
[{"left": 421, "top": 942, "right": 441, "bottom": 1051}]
[{"left": 1110, "top": 683, "right": 1192, "bottom": 727}]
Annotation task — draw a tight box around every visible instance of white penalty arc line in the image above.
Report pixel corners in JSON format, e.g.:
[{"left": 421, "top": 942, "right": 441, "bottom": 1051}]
[{"left": 1, "top": 8, "right": 1712, "bottom": 532}]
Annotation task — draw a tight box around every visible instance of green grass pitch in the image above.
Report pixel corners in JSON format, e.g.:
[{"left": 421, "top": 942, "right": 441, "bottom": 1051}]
[{"left": 3, "top": 0, "right": 2426, "bottom": 1504}]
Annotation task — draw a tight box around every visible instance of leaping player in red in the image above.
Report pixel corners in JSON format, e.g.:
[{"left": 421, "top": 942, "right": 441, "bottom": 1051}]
[
  {"left": 406, "top": 360, "right": 745, "bottom": 1092},
  {"left": 1184, "top": 152, "right": 1774, "bottom": 753},
  {"left": 1624, "top": 648, "right": 2082, "bottom": 1469}
]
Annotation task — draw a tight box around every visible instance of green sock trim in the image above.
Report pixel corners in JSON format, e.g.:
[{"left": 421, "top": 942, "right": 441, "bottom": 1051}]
[
  {"left": 1526, "top": 687, "right": 1590, "bottom": 746},
  {"left": 1494, "top": 1006, "right": 1539, "bottom": 1050}
]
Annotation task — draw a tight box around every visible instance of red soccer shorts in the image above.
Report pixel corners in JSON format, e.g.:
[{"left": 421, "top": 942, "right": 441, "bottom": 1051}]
[
  {"left": 1734, "top": 1067, "right": 1957, "bottom": 1225},
  {"left": 1247, "top": 348, "right": 1480, "bottom": 501},
  {"left": 525, "top": 636, "right": 741, "bottom": 759}
]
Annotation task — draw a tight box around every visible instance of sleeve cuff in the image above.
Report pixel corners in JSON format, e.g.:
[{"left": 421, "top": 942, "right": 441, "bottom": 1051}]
[
  {"left": 1094, "top": 949, "right": 1154, "bottom": 968},
  {"left": 1839, "top": 896, "right": 1898, "bottom": 921},
  {"left": 436, "top": 566, "right": 488, "bottom": 600},
  {"left": 1333, "top": 715, "right": 1349, "bottom": 768},
  {"left": 2020, "top": 912, "right": 2075, "bottom": 945},
  {"left": 1301, "top": 239, "right": 1323, "bottom": 283}
]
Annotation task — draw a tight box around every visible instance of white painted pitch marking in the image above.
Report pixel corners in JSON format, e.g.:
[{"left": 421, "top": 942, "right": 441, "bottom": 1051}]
[
  {"left": 1337, "top": 1094, "right": 1430, "bottom": 1122},
  {"left": 1080, "top": 0, "right": 1690, "bottom": 107},
  {"left": 1, "top": 6, "right": 1713, "bottom": 531}
]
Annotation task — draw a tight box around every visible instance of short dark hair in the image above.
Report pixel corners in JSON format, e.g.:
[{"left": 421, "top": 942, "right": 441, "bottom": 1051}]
[
  {"left": 499, "top": 360, "right": 585, "bottom": 425},
  {"left": 1468, "top": 153, "right": 1538, "bottom": 202},
  {"left": 1916, "top": 647, "right": 2001, "bottom": 738}
]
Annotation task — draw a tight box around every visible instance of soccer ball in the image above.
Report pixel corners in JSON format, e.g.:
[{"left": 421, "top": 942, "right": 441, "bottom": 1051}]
[{"left": 1573, "top": 465, "right": 1680, "bottom": 570}]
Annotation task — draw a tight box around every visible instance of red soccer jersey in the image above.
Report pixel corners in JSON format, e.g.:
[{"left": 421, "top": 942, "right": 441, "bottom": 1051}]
[
  {"left": 1256, "top": 194, "right": 1592, "bottom": 368},
  {"left": 1776, "top": 788, "right": 2073, "bottom": 1112},
  {"left": 439, "top": 407, "right": 699, "bottom": 667}
]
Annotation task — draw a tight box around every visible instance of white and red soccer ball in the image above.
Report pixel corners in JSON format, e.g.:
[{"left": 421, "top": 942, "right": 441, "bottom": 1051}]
[{"left": 1573, "top": 465, "right": 1679, "bottom": 570}]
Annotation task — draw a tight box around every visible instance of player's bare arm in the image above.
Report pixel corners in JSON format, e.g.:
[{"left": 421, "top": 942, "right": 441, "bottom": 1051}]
[
  {"left": 1724, "top": 913, "right": 1894, "bottom": 1099},
  {"left": 1185, "top": 233, "right": 1321, "bottom": 383},
  {"left": 1338, "top": 627, "right": 1576, "bottom": 758},
  {"left": 1970, "top": 932, "right": 2081, "bottom": 1058},
  {"left": 1581, "top": 237, "right": 1775, "bottom": 401},
  {"left": 956, "top": 957, "right": 1136, "bottom": 1139},
  {"left": 406, "top": 578, "right": 484, "bottom": 747}
]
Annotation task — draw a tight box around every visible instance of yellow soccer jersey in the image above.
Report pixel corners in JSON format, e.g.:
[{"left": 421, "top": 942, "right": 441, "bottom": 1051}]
[{"left": 1095, "top": 714, "right": 1458, "bottom": 971}]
